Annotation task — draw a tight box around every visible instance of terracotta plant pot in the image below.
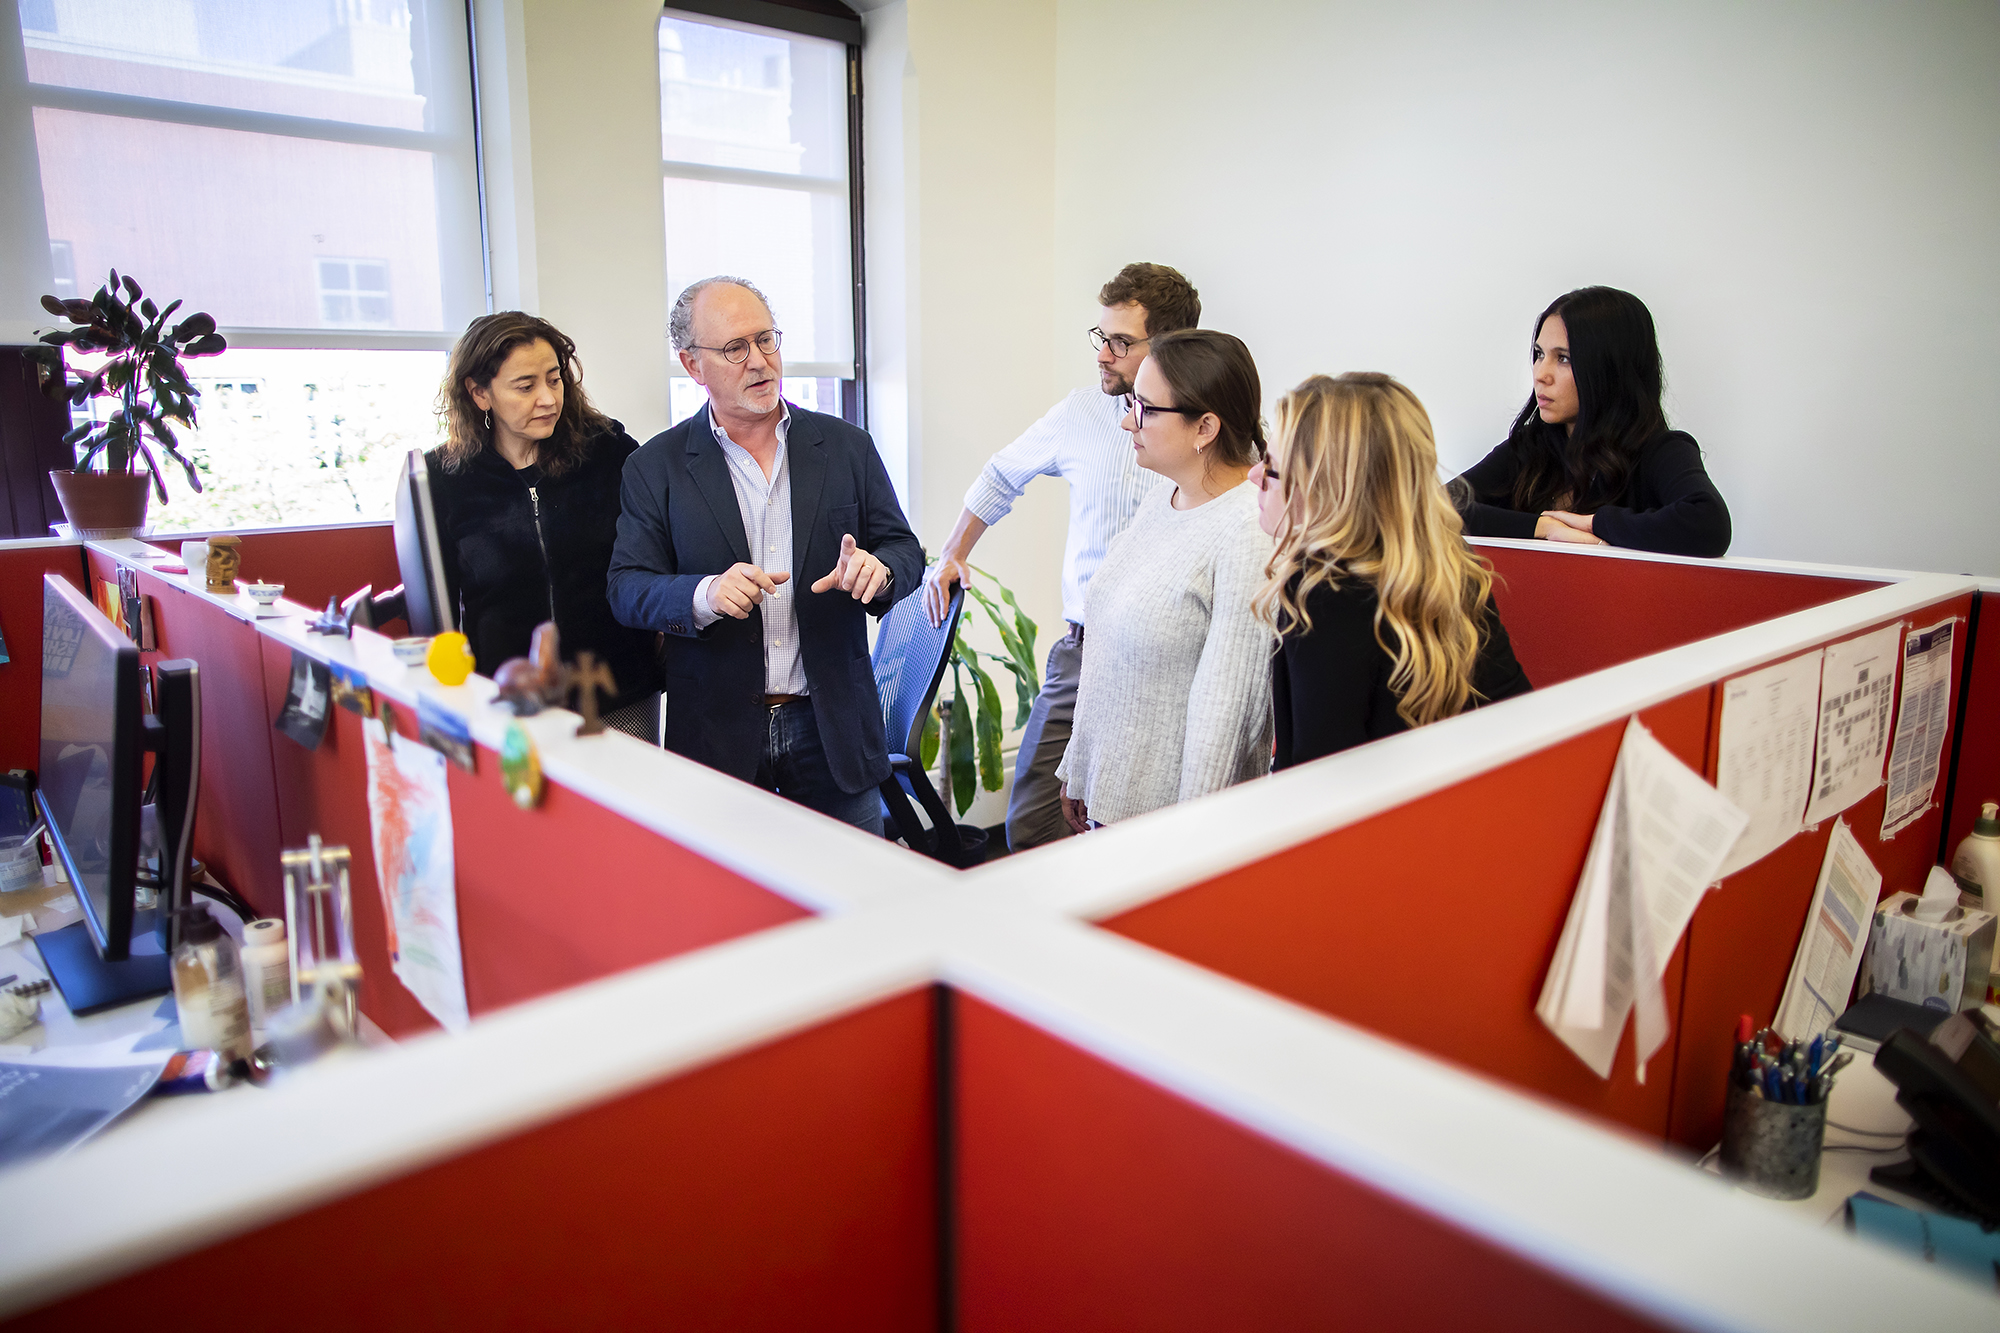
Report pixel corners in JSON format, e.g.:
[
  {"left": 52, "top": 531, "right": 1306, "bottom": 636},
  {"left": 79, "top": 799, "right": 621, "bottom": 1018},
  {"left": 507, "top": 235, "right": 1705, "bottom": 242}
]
[{"left": 48, "top": 470, "right": 151, "bottom": 538}]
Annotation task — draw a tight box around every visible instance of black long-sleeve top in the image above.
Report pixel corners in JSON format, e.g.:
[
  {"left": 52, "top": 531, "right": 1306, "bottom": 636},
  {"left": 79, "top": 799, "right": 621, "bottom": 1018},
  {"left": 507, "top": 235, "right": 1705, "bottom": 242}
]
[
  {"left": 426, "top": 423, "right": 664, "bottom": 712},
  {"left": 1454, "top": 429, "right": 1731, "bottom": 557},
  {"left": 1272, "top": 575, "right": 1533, "bottom": 770}
]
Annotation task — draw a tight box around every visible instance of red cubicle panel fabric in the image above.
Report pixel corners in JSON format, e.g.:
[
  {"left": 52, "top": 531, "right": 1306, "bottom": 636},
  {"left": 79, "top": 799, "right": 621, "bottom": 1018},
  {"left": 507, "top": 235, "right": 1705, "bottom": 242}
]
[
  {"left": 256, "top": 635, "right": 811, "bottom": 1036},
  {"left": 1103, "top": 694, "right": 1712, "bottom": 1142},
  {"left": 1669, "top": 599, "right": 1973, "bottom": 1149},
  {"left": 0, "top": 544, "right": 85, "bottom": 773},
  {"left": 10, "top": 991, "right": 939, "bottom": 1333},
  {"left": 955, "top": 997, "right": 1673, "bottom": 1333},
  {"left": 160, "top": 522, "right": 400, "bottom": 622},
  {"left": 1481, "top": 546, "right": 1882, "bottom": 688},
  {"left": 87, "top": 551, "right": 287, "bottom": 919},
  {"left": 1942, "top": 591, "right": 2000, "bottom": 864}
]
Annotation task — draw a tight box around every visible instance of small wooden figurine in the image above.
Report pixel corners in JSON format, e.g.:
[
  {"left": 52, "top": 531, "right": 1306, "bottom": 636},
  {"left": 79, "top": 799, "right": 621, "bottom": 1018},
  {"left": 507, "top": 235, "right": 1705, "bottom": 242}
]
[
  {"left": 493, "top": 622, "right": 570, "bottom": 715},
  {"left": 570, "top": 651, "right": 618, "bottom": 737},
  {"left": 204, "top": 535, "right": 242, "bottom": 591}
]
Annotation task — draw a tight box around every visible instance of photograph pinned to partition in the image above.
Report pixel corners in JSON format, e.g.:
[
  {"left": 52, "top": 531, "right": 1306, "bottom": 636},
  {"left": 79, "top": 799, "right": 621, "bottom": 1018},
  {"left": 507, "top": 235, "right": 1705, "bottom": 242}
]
[
  {"left": 273, "top": 650, "right": 332, "bottom": 751},
  {"left": 362, "top": 712, "right": 468, "bottom": 1032},
  {"left": 1773, "top": 819, "right": 1884, "bottom": 1042},
  {"left": 1536, "top": 718, "right": 1750, "bottom": 1080},
  {"left": 1881, "top": 619, "right": 1957, "bottom": 839},
  {"left": 1715, "top": 649, "right": 1821, "bottom": 877},
  {"left": 1802, "top": 623, "right": 1901, "bottom": 826},
  {"left": 417, "top": 695, "right": 476, "bottom": 774}
]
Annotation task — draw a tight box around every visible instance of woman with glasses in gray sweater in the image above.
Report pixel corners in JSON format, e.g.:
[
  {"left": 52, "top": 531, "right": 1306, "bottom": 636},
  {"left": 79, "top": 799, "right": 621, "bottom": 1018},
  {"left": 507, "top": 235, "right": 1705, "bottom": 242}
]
[{"left": 1055, "top": 330, "right": 1275, "bottom": 831}]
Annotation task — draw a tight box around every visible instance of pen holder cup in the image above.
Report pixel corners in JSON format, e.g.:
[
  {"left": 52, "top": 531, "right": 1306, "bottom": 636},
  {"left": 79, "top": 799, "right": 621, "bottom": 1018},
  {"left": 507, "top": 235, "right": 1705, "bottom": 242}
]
[{"left": 1719, "top": 1083, "right": 1826, "bottom": 1200}]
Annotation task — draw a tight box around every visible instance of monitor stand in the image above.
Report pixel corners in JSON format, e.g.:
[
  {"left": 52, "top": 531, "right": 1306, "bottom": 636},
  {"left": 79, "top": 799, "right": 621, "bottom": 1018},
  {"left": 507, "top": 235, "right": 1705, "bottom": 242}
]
[{"left": 33, "top": 909, "right": 172, "bottom": 1016}]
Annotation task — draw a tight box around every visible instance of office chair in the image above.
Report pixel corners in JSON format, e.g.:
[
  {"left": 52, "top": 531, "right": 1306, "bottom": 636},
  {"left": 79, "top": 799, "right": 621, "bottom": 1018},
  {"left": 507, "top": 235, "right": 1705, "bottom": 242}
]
[{"left": 872, "top": 583, "right": 984, "bottom": 867}]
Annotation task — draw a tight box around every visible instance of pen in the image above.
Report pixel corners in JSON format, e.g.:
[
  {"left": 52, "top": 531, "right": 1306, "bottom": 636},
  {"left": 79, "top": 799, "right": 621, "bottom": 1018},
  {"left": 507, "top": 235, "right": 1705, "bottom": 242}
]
[{"left": 1807, "top": 1034, "right": 1824, "bottom": 1078}]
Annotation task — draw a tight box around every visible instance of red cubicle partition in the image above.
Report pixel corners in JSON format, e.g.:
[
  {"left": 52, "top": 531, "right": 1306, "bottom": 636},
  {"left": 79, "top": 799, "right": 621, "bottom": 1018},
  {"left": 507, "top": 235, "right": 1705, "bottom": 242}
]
[
  {"left": 1941, "top": 589, "right": 2000, "bottom": 864},
  {"left": 0, "top": 541, "right": 84, "bottom": 774},
  {"left": 9, "top": 991, "right": 940, "bottom": 1333},
  {"left": 1103, "top": 576, "right": 1973, "bottom": 1151},
  {"left": 157, "top": 521, "right": 399, "bottom": 620},
  {"left": 1480, "top": 543, "right": 1883, "bottom": 687}
]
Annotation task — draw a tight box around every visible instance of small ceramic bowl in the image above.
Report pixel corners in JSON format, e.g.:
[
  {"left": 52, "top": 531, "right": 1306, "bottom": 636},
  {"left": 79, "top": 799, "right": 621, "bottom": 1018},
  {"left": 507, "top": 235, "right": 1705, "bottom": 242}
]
[
  {"left": 237, "top": 580, "right": 284, "bottom": 606},
  {"left": 392, "top": 636, "right": 433, "bottom": 667}
]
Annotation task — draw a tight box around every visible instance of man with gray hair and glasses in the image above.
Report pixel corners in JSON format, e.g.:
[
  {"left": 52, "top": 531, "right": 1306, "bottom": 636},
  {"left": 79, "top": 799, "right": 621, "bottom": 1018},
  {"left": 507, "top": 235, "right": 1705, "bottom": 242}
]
[
  {"left": 609, "top": 276, "right": 923, "bottom": 832},
  {"left": 923, "top": 262, "right": 1200, "bottom": 851}
]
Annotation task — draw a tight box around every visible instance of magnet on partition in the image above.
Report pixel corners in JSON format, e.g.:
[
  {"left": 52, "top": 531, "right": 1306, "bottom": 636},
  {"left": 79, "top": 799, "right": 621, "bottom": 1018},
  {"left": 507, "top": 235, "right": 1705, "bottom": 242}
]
[{"left": 501, "top": 721, "right": 543, "bottom": 809}]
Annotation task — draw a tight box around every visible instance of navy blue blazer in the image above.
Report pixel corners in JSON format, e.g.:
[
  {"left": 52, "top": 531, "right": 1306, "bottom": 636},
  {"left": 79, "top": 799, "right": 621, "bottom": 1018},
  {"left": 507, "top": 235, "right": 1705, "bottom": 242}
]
[{"left": 607, "top": 404, "right": 924, "bottom": 794}]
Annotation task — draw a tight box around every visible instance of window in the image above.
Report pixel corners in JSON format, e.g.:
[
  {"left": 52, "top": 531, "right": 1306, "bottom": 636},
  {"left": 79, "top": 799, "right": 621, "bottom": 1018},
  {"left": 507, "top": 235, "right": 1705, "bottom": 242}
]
[
  {"left": 659, "top": 6, "right": 864, "bottom": 428},
  {"left": 316, "top": 258, "right": 394, "bottom": 327},
  {"left": 5, "top": 0, "right": 481, "bottom": 533}
]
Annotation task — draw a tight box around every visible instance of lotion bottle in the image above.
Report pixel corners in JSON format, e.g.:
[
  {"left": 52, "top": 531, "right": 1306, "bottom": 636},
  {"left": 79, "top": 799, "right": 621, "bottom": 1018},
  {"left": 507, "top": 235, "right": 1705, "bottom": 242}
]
[
  {"left": 171, "top": 909, "right": 251, "bottom": 1061},
  {"left": 1950, "top": 803, "right": 2000, "bottom": 908},
  {"left": 240, "top": 918, "right": 292, "bottom": 1033}
]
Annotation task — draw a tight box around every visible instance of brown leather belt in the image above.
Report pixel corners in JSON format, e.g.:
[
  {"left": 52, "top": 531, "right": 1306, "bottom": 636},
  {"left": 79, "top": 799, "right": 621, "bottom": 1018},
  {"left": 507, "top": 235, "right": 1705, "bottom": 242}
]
[{"left": 765, "top": 693, "right": 807, "bottom": 708}]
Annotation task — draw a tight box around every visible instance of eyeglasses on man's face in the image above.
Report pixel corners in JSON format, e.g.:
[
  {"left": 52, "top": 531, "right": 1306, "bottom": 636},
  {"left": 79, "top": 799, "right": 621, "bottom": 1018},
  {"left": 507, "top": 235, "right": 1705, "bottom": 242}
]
[
  {"left": 1089, "top": 327, "right": 1150, "bottom": 358},
  {"left": 690, "top": 328, "right": 782, "bottom": 364},
  {"left": 1131, "top": 396, "right": 1201, "bottom": 429}
]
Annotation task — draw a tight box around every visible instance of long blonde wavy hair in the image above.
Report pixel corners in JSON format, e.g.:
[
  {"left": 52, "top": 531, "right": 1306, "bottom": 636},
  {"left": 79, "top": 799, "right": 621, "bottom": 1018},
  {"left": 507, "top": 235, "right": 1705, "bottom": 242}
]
[{"left": 1255, "top": 372, "right": 1496, "bottom": 728}]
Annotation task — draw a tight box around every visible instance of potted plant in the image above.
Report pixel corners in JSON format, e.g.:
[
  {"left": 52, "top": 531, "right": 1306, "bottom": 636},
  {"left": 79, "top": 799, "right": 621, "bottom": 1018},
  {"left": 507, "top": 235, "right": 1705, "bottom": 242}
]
[
  {"left": 921, "top": 563, "right": 1041, "bottom": 817},
  {"left": 36, "top": 269, "right": 226, "bottom": 536}
]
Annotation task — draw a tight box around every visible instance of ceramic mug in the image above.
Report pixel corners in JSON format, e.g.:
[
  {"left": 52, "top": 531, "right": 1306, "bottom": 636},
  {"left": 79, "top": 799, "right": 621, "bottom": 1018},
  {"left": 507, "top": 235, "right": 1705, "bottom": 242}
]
[{"left": 180, "top": 541, "right": 209, "bottom": 588}]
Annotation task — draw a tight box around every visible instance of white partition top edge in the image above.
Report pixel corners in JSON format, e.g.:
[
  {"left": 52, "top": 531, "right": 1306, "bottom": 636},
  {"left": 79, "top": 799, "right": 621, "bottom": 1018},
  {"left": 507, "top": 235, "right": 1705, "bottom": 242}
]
[
  {"left": 0, "top": 534, "right": 81, "bottom": 551},
  {"left": 977, "top": 571, "right": 1976, "bottom": 918},
  {"left": 943, "top": 915, "right": 1995, "bottom": 1329},
  {"left": 0, "top": 912, "right": 940, "bottom": 1319},
  {"left": 85, "top": 541, "right": 958, "bottom": 913}
]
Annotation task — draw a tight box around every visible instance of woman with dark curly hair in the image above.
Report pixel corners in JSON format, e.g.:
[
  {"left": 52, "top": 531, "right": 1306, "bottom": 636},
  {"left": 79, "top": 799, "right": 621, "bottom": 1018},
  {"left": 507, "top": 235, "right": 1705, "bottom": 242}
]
[{"left": 428, "top": 312, "right": 663, "bottom": 738}]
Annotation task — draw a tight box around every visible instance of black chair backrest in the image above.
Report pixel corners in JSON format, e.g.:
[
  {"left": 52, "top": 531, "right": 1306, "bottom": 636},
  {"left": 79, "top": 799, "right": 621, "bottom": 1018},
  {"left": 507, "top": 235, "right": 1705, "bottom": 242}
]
[{"left": 873, "top": 584, "right": 963, "bottom": 759}]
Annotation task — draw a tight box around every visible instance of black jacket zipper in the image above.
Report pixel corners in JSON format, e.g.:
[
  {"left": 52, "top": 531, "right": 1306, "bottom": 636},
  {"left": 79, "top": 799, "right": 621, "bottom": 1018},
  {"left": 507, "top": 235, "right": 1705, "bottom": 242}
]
[{"left": 527, "top": 483, "right": 556, "bottom": 622}]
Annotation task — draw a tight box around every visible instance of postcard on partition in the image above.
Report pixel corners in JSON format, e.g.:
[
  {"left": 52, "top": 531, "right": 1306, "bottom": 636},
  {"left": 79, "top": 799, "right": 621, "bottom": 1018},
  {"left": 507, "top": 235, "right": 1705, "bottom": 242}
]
[
  {"left": 417, "top": 696, "right": 476, "bottom": 774},
  {"left": 1802, "top": 623, "right": 1901, "bottom": 826},
  {"left": 327, "top": 661, "right": 375, "bottom": 717},
  {"left": 1716, "top": 649, "right": 1822, "bottom": 877},
  {"left": 0, "top": 612, "right": 9, "bottom": 664},
  {"left": 1881, "top": 619, "right": 1957, "bottom": 838},
  {"left": 362, "top": 715, "right": 469, "bottom": 1032},
  {"left": 1773, "top": 820, "right": 1884, "bottom": 1041},
  {"left": 273, "top": 650, "right": 332, "bottom": 751}
]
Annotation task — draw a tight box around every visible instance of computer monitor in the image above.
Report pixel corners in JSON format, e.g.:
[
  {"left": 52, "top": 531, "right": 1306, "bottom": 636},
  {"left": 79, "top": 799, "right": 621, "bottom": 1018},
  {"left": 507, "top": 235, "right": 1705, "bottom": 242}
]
[
  {"left": 33, "top": 574, "right": 201, "bottom": 1014},
  {"left": 344, "top": 449, "right": 454, "bottom": 637}
]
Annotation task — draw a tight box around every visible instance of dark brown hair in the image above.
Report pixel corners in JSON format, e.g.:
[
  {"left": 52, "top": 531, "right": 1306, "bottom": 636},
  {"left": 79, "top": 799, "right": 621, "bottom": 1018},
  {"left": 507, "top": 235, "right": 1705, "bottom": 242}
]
[
  {"left": 1148, "top": 329, "right": 1265, "bottom": 470},
  {"left": 1098, "top": 262, "right": 1201, "bottom": 338},
  {"left": 437, "top": 312, "right": 610, "bottom": 476}
]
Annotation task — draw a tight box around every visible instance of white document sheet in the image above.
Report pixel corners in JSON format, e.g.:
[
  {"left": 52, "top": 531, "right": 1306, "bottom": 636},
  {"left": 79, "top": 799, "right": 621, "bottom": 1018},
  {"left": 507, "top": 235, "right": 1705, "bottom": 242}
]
[
  {"left": 1802, "top": 624, "right": 1902, "bottom": 826},
  {"left": 363, "top": 717, "right": 469, "bottom": 1033},
  {"left": 1881, "top": 619, "right": 1957, "bottom": 838},
  {"left": 1773, "top": 820, "right": 1884, "bottom": 1041},
  {"left": 1537, "top": 719, "right": 1751, "bottom": 1080},
  {"left": 1716, "top": 650, "right": 1822, "bottom": 878}
]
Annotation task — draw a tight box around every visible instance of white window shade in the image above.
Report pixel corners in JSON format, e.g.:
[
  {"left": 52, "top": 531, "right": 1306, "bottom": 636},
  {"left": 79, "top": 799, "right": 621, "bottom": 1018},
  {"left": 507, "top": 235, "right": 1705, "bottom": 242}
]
[
  {"left": 9, "top": 0, "right": 483, "bottom": 349},
  {"left": 660, "top": 10, "right": 854, "bottom": 380}
]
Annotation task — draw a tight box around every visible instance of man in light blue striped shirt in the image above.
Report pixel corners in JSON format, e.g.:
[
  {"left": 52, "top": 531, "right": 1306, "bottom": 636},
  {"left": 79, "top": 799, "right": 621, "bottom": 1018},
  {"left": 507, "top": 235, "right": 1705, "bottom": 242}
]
[{"left": 924, "top": 263, "right": 1202, "bottom": 851}]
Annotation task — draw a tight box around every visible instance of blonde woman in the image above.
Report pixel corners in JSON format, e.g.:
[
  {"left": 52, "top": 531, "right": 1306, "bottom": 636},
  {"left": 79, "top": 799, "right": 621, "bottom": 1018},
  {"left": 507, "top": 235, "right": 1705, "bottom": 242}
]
[{"left": 1255, "top": 373, "right": 1531, "bottom": 768}]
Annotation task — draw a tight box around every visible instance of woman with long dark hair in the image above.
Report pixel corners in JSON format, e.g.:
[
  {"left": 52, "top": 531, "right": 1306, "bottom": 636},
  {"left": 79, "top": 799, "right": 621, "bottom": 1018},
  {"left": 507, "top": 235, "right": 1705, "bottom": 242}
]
[
  {"left": 428, "top": 312, "right": 663, "bottom": 738},
  {"left": 1055, "top": 329, "right": 1274, "bottom": 830},
  {"left": 1454, "top": 287, "right": 1730, "bottom": 557}
]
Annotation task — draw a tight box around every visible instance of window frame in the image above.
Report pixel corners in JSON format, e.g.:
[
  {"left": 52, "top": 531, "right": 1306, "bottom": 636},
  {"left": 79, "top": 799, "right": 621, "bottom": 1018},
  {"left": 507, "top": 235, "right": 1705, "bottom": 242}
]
[{"left": 660, "top": 1, "right": 867, "bottom": 429}]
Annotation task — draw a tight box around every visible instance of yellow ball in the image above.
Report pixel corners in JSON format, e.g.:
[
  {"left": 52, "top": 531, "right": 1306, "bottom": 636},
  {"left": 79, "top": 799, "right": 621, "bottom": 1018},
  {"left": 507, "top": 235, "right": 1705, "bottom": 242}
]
[{"left": 426, "top": 631, "right": 476, "bottom": 686}]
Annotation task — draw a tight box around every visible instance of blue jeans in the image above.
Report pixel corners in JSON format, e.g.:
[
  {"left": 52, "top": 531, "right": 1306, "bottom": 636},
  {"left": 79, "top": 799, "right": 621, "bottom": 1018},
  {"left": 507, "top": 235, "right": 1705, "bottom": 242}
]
[{"left": 755, "top": 700, "right": 884, "bottom": 836}]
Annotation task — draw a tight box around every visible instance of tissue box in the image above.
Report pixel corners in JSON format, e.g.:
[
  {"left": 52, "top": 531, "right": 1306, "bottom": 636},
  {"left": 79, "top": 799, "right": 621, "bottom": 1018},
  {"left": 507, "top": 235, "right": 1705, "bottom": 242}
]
[{"left": 1862, "top": 891, "right": 1997, "bottom": 1013}]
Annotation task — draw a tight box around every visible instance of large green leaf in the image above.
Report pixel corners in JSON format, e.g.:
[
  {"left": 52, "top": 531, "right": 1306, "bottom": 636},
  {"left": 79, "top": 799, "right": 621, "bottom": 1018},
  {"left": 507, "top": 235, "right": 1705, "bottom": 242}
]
[
  {"left": 964, "top": 653, "right": 1004, "bottom": 792},
  {"left": 919, "top": 703, "right": 941, "bottom": 770},
  {"left": 946, "top": 662, "right": 974, "bottom": 815}
]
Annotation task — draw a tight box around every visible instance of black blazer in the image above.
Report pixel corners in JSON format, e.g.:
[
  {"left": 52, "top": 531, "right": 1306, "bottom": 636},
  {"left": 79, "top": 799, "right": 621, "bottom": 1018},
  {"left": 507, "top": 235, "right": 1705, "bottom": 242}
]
[
  {"left": 607, "top": 404, "right": 924, "bottom": 794},
  {"left": 1455, "top": 429, "right": 1731, "bottom": 557},
  {"left": 425, "top": 425, "right": 663, "bottom": 712},
  {"left": 1272, "top": 575, "right": 1533, "bottom": 770}
]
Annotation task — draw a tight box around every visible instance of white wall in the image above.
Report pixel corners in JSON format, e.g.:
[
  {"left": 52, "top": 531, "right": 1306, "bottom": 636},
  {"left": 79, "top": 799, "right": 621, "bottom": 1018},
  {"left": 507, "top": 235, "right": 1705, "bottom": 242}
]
[{"left": 1045, "top": 0, "right": 2000, "bottom": 577}]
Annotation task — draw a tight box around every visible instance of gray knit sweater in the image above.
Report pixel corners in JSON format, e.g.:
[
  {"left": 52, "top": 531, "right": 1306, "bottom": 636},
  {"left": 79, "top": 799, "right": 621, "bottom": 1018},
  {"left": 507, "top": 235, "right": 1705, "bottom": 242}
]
[{"left": 1056, "top": 480, "right": 1275, "bottom": 825}]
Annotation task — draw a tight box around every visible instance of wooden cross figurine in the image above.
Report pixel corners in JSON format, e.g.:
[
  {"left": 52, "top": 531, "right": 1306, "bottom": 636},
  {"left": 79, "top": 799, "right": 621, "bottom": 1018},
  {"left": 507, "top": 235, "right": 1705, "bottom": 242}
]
[{"left": 569, "top": 651, "right": 618, "bottom": 737}]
